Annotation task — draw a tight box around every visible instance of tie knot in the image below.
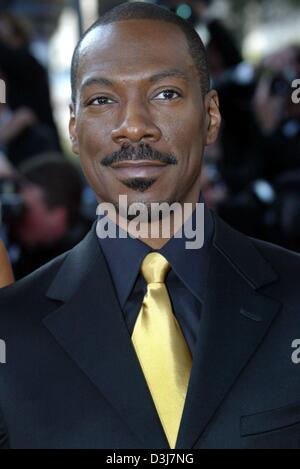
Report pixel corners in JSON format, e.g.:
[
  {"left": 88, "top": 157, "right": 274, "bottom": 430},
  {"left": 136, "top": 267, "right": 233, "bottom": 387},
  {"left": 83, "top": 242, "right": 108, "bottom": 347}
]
[{"left": 141, "top": 252, "right": 170, "bottom": 284}]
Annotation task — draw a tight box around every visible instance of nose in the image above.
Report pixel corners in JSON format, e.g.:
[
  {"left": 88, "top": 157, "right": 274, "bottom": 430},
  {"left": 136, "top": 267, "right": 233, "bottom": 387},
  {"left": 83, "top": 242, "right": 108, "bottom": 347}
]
[{"left": 111, "top": 98, "right": 161, "bottom": 145}]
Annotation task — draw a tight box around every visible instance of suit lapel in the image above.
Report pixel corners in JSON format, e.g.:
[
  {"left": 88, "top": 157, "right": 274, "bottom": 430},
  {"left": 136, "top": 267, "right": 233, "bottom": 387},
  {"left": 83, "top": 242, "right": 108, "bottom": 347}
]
[
  {"left": 43, "top": 224, "right": 168, "bottom": 448},
  {"left": 176, "top": 214, "right": 282, "bottom": 449}
]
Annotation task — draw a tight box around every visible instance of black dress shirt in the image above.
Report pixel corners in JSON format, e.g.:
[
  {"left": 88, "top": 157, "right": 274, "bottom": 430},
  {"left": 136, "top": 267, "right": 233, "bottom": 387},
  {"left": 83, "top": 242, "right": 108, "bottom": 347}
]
[{"left": 97, "top": 196, "right": 214, "bottom": 357}]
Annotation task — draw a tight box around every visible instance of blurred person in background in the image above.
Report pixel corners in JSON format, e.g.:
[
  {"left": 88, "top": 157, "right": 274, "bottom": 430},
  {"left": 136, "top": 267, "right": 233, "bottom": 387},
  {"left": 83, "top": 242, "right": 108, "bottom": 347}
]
[
  {"left": 0, "top": 92, "right": 37, "bottom": 160},
  {"left": 8, "top": 153, "right": 91, "bottom": 279},
  {"left": 254, "top": 45, "right": 300, "bottom": 182},
  {"left": 0, "top": 11, "right": 61, "bottom": 165},
  {"left": 218, "top": 44, "right": 300, "bottom": 248}
]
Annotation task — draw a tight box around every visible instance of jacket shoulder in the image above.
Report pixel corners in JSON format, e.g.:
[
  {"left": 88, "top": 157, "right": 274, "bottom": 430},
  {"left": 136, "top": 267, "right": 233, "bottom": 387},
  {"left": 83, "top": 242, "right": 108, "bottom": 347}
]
[
  {"left": 0, "top": 249, "right": 69, "bottom": 313},
  {"left": 250, "top": 236, "right": 300, "bottom": 275},
  {"left": 0, "top": 223, "right": 97, "bottom": 323},
  {"left": 246, "top": 236, "right": 300, "bottom": 308}
]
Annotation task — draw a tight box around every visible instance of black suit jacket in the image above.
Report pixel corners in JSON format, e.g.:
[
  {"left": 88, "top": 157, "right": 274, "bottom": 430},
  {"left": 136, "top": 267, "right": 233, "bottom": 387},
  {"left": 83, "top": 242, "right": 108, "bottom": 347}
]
[{"left": 1, "top": 212, "right": 300, "bottom": 449}]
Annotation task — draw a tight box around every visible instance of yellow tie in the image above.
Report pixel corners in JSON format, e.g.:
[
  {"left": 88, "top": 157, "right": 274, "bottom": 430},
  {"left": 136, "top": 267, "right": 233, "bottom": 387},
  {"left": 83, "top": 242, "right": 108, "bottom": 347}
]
[{"left": 132, "top": 252, "right": 192, "bottom": 449}]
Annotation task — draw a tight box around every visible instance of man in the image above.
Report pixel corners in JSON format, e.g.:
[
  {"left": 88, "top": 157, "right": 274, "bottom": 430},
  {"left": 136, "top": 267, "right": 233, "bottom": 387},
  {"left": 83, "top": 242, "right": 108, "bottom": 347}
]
[
  {"left": 8, "top": 154, "right": 91, "bottom": 279},
  {"left": 0, "top": 11, "right": 61, "bottom": 163},
  {"left": 0, "top": 2, "right": 300, "bottom": 449}
]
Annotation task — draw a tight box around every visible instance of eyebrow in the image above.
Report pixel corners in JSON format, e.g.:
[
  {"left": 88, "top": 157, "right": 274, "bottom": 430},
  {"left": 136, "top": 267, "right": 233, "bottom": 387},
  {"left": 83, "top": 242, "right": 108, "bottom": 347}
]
[
  {"left": 149, "top": 68, "right": 190, "bottom": 83},
  {"left": 80, "top": 68, "right": 190, "bottom": 92}
]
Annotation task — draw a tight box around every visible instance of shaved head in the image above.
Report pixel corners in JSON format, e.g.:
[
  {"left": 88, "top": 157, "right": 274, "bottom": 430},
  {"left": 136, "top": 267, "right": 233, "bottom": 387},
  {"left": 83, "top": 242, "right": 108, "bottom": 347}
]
[{"left": 70, "top": 1, "right": 210, "bottom": 103}]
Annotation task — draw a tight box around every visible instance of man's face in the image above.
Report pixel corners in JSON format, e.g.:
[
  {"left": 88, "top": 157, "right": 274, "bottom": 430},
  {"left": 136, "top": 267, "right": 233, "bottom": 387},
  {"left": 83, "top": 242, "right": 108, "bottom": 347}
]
[
  {"left": 69, "top": 19, "right": 220, "bottom": 210},
  {"left": 14, "top": 184, "right": 67, "bottom": 247}
]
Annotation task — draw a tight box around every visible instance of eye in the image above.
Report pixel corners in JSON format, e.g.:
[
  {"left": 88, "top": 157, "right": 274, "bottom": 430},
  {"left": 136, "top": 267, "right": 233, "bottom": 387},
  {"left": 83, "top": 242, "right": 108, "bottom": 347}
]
[
  {"left": 153, "top": 89, "right": 181, "bottom": 101},
  {"left": 88, "top": 96, "right": 115, "bottom": 106}
]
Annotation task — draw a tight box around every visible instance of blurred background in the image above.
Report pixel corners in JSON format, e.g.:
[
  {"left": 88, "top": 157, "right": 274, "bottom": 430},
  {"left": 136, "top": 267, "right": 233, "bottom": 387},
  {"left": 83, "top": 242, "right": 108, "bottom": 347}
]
[{"left": 0, "top": 0, "right": 299, "bottom": 279}]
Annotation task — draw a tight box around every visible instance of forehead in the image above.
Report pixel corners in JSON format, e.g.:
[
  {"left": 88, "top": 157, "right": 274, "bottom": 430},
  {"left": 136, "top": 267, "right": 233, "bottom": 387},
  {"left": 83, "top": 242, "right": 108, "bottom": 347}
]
[{"left": 77, "top": 19, "right": 197, "bottom": 84}]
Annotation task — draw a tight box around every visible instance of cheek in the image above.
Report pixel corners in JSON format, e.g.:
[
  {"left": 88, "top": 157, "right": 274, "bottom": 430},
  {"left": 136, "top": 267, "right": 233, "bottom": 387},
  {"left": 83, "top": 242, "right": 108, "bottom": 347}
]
[
  {"left": 76, "top": 116, "right": 119, "bottom": 197},
  {"left": 76, "top": 117, "right": 102, "bottom": 161},
  {"left": 160, "top": 105, "right": 205, "bottom": 154},
  {"left": 76, "top": 119, "right": 104, "bottom": 171},
  {"left": 169, "top": 108, "right": 206, "bottom": 184},
  {"left": 76, "top": 114, "right": 116, "bottom": 171}
]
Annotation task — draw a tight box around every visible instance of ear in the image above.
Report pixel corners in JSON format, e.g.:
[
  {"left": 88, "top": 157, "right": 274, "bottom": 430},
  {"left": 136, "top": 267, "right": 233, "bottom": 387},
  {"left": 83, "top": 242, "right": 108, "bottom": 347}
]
[
  {"left": 69, "top": 103, "right": 79, "bottom": 155},
  {"left": 204, "top": 90, "right": 221, "bottom": 146}
]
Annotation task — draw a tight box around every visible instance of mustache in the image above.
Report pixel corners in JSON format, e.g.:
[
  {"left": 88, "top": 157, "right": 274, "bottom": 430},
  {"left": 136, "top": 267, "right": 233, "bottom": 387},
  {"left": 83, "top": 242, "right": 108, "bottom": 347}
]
[{"left": 101, "top": 143, "right": 178, "bottom": 167}]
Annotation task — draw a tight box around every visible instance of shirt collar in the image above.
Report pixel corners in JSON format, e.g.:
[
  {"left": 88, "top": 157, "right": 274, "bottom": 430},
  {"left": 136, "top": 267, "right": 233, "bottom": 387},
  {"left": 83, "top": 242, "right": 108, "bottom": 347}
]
[
  {"left": 98, "top": 222, "right": 150, "bottom": 307},
  {"left": 158, "top": 200, "right": 213, "bottom": 302},
  {"left": 97, "top": 194, "right": 214, "bottom": 307}
]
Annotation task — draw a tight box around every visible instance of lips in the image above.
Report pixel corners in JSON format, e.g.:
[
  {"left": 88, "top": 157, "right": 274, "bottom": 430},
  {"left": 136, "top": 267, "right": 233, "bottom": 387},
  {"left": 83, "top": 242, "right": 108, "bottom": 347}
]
[{"left": 110, "top": 160, "right": 168, "bottom": 178}]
